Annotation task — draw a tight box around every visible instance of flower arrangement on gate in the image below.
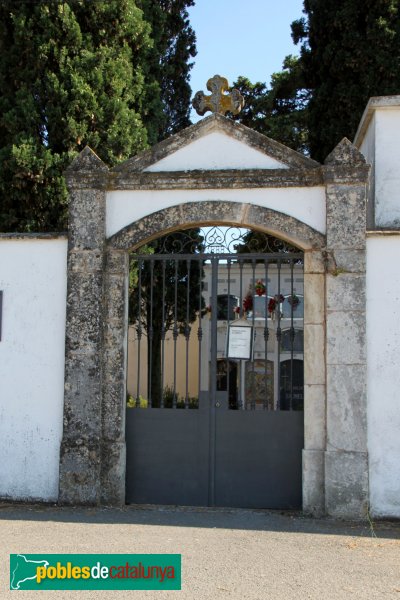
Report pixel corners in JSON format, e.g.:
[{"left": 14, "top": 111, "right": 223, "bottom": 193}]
[
  {"left": 268, "top": 294, "right": 285, "bottom": 314},
  {"left": 254, "top": 279, "right": 266, "bottom": 296},
  {"left": 287, "top": 293, "right": 300, "bottom": 310},
  {"left": 242, "top": 292, "right": 253, "bottom": 313}
]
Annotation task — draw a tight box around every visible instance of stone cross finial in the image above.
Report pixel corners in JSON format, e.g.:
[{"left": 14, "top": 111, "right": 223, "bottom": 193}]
[{"left": 192, "top": 75, "right": 245, "bottom": 116}]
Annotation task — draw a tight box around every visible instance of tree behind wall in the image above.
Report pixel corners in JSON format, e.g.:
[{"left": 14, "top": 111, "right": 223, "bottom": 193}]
[
  {"left": 293, "top": 0, "right": 400, "bottom": 162},
  {"left": 0, "top": 0, "right": 197, "bottom": 232},
  {"left": 233, "top": 1, "right": 400, "bottom": 161},
  {"left": 138, "top": 0, "right": 197, "bottom": 144}
]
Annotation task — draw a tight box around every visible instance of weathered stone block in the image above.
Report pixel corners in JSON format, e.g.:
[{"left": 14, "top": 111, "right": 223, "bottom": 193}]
[
  {"left": 68, "top": 188, "right": 106, "bottom": 251},
  {"left": 327, "top": 364, "right": 367, "bottom": 452},
  {"left": 68, "top": 250, "right": 103, "bottom": 273},
  {"left": 64, "top": 347, "right": 101, "bottom": 376},
  {"left": 302, "top": 449, "right": 325, "bottom": 516},
  {"left": 304, "top": 324, "right": 325, "bottom": 385},
  {"left": 67, "top": 271, "right": 103, "bottom": 306},
  {"left": 185, "top": 200, "right": 244, "bottom": 226},
  {"left": 326, "top": 184, "right": 366, "bottom": 249},
  {"left": 304, "top": 250, "right": 325, "bottom": 274},
  {"left": 326, "top": 311, "right": 366, "bottom": 365},
  {"left": 64, "top": 351, "right": 102, "bottom": 442},
  {"left": 326, "top": 274, "right": 365, "bottom": 312},
  {"left": 105, "top": 249, "right": 128, "bottom": 274},
  {"left": 333, "top": 249, "right": 366, "bottom": 273},
  {"left": 304, "top": 384, "right": 326, "bottom": 450},
  {"left": 304, "top": 274, "right": 324, "bottom": 324},
  {"left": 247, "top": 204, "right": 325, "bottom": 250},
  {"left": 102, "top": 378, "right": 126, "bottom": 442},
  {"left": 100, "top": 441, "right": 126, "bottom": 506},
  {"left": 59, "top": 441, "right": 101, "bottom": 505},
  {"left": 66, "top": 308, "right": 102, "bottom": 352},
  {"left": 103, "top": 275, "right": 128, "bottom": 323},
  {"left": 103, "top": 320, "right": 127, "bottom": 354},
  {"left": 325, "top": 450, "right": 369, "bottom": 518},
  {"left": 103, "top": 348, "right": 126, "bottom": 381}
]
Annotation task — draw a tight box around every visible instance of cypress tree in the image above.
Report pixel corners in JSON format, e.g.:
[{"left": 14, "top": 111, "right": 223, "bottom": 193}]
[
  {"left": 0, "top": 0, "right": 151, "bottom": 232},
  {"left": 234, "top": 2, "right": 400, "bottom": 161},
  {"left": 138, "top": 0, "right": 197, "bottom": 143},
  {"left": 292, "top": 0, "right": 400, "bottom": 161}
]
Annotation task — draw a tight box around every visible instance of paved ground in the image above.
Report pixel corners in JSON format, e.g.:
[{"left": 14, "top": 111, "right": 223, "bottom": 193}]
[{"left": 0, "top": 503, "right": 399, "bottom": 599}]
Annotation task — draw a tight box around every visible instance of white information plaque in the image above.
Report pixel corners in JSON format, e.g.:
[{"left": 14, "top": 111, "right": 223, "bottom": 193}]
[{"left": 227, "top": 325, "right": 253, "bottom": 360}]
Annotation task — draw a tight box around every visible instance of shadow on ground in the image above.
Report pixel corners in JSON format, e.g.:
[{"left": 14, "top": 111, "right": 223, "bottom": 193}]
[{"left": 0, "top": 502, "right": 399, "bottom": 539}]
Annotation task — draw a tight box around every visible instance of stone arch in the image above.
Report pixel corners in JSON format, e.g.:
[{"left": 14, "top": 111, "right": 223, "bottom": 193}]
[
  {"left": 97, "top": 200, "right": 327, "bottom": 507},
  {"left": 108, "top": 201, "right": 325, "bottom": 251}
]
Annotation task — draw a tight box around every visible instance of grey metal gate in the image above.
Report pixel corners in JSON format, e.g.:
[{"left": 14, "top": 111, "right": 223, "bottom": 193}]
[{"left": 125, "top": 228, "right": 304, "bottom": 508}]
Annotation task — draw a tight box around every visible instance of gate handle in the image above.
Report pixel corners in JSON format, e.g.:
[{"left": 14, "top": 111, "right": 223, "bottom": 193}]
[{"left": 215, "top": 402, "right": 220, "bottom": 408}]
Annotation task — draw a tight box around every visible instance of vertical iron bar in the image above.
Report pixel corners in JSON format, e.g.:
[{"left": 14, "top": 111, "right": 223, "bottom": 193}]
[
  {"left": 185, "top": 258, "right": 191, "bottom": 408},
  {"left": 276, "top": 258, "right": 282, "bottom": 410},
  {"left": 263, "top": 259, "right": 269, "bottom": 410},
  {"left": 160, "top": 259, "right": 166, "bottom": 407},
  {"left": 290, "top": 258, "right": 295, "bottom": 411},
  {"left": 197, "top": 259, "right": 203, "bottom": 407},
  {"left": 136, "top": 259, "right": 143, "bottom": 408},
  {"left": 226, "top": 258, "right": 231, "bottom": 409},
  {"left": 148, "top": 259, "right": 154, "bottom": 408},
  {"left": 250, "top": 258, "right": 256, "bottom": 410},
  {"left": 239, "top": 259, "right": 244, "bottom": 318},
  {"left": 173, "top": 259, "right": 179, "bottom": 408},
  {"left": 238, "top": 258, "right": 244, "bottom": 409},
  {"left": 208, "top": 255, "right": 219, "bottom": 507}
]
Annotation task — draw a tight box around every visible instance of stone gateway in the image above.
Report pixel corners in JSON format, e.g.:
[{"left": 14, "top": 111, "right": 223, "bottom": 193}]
[{"left": 1, "top": 96, "right": 400, "bottom": 519}]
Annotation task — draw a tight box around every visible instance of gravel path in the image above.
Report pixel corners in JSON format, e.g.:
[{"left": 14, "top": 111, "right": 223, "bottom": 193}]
[{"left": 0, "top": 503, "right": 399, "bottom": 599}]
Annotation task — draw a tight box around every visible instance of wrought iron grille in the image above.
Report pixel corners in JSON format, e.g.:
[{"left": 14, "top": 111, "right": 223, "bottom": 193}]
[
  {"left": 127, "top": 228, "right": 304, "bottom": 411},
  {"left": 135, "top": 226, "right": 301, "bottom": 256}
]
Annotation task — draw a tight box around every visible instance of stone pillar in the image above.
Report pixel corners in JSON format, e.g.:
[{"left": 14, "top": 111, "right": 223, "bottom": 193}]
[
  {"left": 323, "top": 139, "right": 370, "bottom": 518},
  {"left": 59, "top": 147, "right": 108, "bottom": 504},
  {"left": 303, "top": 249, "right": 326, "bottom": 516},
  {"left": 100, "top": 249, "right": 129, "bottom": 505}
]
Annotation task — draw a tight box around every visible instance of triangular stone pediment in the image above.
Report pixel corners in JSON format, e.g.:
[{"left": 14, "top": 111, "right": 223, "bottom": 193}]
[
  {"left": 324, "top": 137, "right": 366, "bottom": 165},
  {"left": 112, "top": 114, "right": 319, "bottom": 174},
  {"left": 65, "top": 146, "right": 108, "bottom": 173}
]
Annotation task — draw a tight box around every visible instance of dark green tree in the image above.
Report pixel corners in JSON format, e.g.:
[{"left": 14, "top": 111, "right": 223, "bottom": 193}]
[
  {"left": 234, "top": 230, "right": 301, "bottom": 256},
  {"left": 232, "top": 56, "right": 310, "bottom": 154},
  {"left": 0, "top": 0, "right": 197, "bottom": 233},
  {"left": 233, "top": 2, "right": 400, "bottom": 161},
  {"left": 137, "top": 0, "right": 197, "bottom": 144},
  {"left": 129, "top": 229, "right": 205, "bottom": 407},
  {"left": 292, "top": 0, "right": 400, "bottom": 161}
]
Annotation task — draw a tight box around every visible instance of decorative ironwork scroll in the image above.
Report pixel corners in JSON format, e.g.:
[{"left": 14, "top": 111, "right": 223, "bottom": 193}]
[{"left": 135, "top": 226, "right": 301, "bottom": 256}]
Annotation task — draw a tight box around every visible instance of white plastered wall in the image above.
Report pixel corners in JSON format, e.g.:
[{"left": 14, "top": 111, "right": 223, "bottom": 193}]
[
  {"left": 356, "top": 98, "right": 400, "bottom": 228},
  {"left": 366, "top": 235, "right": 400, "bottom": 517},
  {"left": 106, "top": 187, "right": 326, "bottom": 238},
  {"left": 0, "top": 238, "right": 67, "bottom": 501},
  {"left": 374, "top": 110, "right": 400, "bottom": 227}
]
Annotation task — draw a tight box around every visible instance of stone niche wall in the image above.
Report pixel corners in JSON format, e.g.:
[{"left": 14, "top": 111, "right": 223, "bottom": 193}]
[{"left": 59, "top": 135, "right": 370, "bottom": 519}]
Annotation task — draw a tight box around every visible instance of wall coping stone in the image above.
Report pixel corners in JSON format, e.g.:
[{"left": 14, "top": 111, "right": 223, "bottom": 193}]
[{"left": 0, "top": 232, "right": 67, "bottom": 240}]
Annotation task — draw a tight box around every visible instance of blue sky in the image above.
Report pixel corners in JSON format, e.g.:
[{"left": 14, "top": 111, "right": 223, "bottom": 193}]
[{"left": 188, "top": 0, "right": 305, "bottom": 119}]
